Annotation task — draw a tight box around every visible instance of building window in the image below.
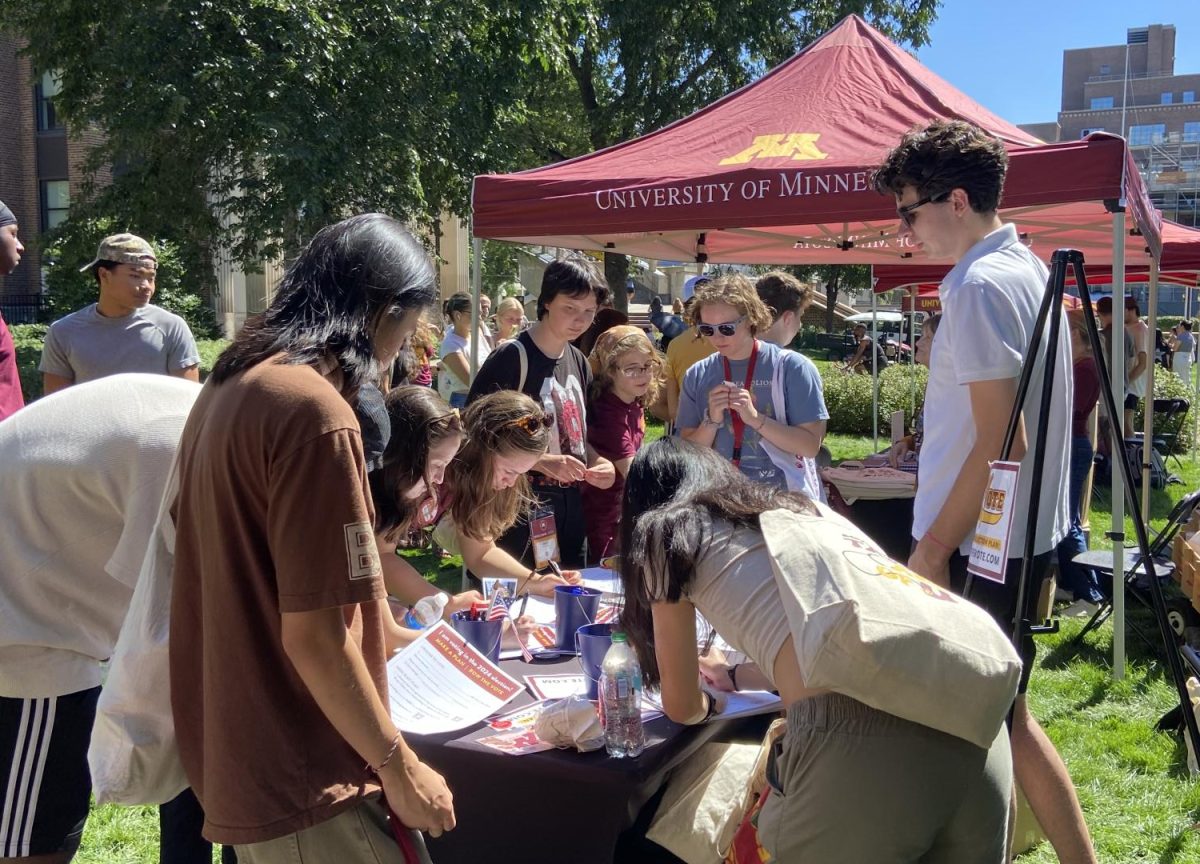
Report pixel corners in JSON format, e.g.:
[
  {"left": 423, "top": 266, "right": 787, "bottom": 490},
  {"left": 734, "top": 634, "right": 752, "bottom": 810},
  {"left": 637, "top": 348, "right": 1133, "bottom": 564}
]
[
  {"left": 41, "top": 180, "right": 70, "bottom": 231},
  {"left": 35, "top": 71, "right": 63, "bottom": 132},
  {"left": 1100, "top": 64, "right": 1111, "bottom": 75},
  {"left": 1162, "top": 92, "right": 1174, "bottom": 105},
  {"left": 1090, "top": 96, "right": 1114, "bottom": 110},
  {"left": 1129, "top": 124, "right": 1166, "bottom": 146},
  {"left": 1185, "top": 91, "right": 1197, "bottom": 103},
  {"left": 1185, "top": 122, "right": 1200, "bottom": 143}
]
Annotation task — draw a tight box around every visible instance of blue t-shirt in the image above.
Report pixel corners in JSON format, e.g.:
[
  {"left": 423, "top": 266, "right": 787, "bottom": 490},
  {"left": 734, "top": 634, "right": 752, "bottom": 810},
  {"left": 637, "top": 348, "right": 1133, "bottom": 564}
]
[{"left": 677, "top": 340, "right": 828, "bottom": 491}]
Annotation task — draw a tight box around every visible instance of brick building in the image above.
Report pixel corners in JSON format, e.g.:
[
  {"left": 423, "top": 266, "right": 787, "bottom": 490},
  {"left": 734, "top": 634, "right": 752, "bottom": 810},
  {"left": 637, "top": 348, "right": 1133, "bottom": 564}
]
[{"left": 1051, "top": 25, "right": 1199, "bottom": 227}]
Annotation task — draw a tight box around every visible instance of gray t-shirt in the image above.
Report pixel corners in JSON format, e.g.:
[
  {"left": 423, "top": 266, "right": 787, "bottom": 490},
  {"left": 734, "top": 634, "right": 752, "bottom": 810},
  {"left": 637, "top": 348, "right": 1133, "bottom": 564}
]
[
  {"left": 677, "top": 340, "right": 828, "bottom": 491},
  {"left": 40, "top": 304, "right": 200, "bottom": 384}
]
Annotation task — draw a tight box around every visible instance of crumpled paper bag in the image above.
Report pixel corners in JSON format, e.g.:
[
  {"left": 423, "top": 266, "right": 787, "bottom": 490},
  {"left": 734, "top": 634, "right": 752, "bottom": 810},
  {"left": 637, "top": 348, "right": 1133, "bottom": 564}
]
[{"left": 533, "top": 696, "right": 604, "bottom": 752}]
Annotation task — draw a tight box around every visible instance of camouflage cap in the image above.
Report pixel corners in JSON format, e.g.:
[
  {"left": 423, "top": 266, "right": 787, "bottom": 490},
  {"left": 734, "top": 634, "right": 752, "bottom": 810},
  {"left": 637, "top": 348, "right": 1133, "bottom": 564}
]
[{"left": 80, "top": 233, "right": 157, "bottom": 272}]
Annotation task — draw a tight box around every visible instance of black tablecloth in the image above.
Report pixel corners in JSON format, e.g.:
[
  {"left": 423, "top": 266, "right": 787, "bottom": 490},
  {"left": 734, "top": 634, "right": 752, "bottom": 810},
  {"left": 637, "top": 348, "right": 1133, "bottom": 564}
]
[{"left": 405, "top": 655, "right": 763, "bottom": 864}]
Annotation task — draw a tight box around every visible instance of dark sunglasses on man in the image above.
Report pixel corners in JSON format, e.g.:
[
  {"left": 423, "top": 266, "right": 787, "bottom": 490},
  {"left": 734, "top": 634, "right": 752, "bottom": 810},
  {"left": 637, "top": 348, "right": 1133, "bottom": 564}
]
[
  {"left": 897, "top": 190, "right": 951, "bottom": 229},
  {"left": 697, "top": 315, "right": 746, "bottom": 338}
]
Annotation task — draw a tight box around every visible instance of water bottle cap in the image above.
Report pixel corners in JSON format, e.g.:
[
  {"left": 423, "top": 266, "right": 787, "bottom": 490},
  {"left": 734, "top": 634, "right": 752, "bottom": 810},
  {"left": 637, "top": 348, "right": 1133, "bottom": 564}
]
[{"left": 611, "top": 632, "right": 627, "bottom": 643}]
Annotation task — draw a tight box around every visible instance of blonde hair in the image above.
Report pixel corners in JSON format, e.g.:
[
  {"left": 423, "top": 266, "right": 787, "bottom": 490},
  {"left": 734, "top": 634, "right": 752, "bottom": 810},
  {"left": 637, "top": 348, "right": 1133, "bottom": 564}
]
[
  {"left": 688, "top": 274, "right": 774, "bottom": 336},
  {"left": 588, "top": 324, "right": 663, "bottom": 405},
  {"left": 448, "top": 391, "right": 551, "bottom": 540},
  {"left": 496, "top": 296, "right": 523, "bottom": 317}
]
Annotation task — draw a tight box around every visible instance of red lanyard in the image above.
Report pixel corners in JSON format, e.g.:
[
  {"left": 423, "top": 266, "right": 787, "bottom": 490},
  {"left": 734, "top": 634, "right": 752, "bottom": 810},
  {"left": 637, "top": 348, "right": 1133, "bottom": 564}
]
[{"left": 721, "top": 341, "right": 759, "bottom": 468}]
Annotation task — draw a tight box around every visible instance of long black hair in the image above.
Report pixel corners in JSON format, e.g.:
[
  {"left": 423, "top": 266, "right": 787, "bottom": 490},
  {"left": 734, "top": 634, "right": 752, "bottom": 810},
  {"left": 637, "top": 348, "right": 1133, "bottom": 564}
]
[
  {"left": 212, "top": 213, "right": 436, "bottom": 397},
  {"left": 617, "top": 438, "right": 817, "bottom": 685}
]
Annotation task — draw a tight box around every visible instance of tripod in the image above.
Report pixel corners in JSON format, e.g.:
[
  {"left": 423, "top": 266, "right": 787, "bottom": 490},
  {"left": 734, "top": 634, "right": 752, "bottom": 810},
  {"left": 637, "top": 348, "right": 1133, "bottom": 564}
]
[{"left": 980, "top": 248, "right": 1200, "bottom": 758}]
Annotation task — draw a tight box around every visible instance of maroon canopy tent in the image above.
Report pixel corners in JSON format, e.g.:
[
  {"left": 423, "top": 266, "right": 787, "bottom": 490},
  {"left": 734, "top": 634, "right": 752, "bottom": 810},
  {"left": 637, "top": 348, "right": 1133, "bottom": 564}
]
[{"left": 472, "top": 15, "right": 1160, "bottom": 266}]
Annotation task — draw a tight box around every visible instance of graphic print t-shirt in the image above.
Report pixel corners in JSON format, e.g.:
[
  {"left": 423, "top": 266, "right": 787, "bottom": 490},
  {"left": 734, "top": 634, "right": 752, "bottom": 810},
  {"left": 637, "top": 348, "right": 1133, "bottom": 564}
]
[{"left": 467, "top": 330, "right": 590, "bottom": 462}]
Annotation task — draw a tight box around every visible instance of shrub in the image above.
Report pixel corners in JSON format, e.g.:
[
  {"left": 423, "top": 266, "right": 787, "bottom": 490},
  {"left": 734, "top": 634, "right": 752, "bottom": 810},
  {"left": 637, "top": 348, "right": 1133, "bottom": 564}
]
[
  {"left": 1133, "top": 365, "right": 1196, "bottom": 454},
  {"left": 821, "top": 363, "right": 928, "bottom": 435}
]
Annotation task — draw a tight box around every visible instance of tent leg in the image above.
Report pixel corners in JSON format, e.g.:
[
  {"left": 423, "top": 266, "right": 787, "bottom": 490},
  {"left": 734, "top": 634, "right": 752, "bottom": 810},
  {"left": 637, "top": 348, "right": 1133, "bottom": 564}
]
[
  {"left": 871, "top": 284, "right": 879, "bottom": 451},
  {"left": 1142, "top": 260, "right": 1159, "bottom": 523},
  {"left": 1112, "top": 211, "right": 1126, "bottom": 681},
  {"left": 470, "top": 235, "right": 483, "bottom": 378}
]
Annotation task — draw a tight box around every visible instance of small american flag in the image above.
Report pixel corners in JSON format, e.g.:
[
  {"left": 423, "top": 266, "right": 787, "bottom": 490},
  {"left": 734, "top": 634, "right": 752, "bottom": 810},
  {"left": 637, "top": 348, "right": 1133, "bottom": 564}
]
[
  {"left": 485, "top": 593, "right": 510, "bottom": 622},
  {"left": 595, "top": 604, "right": 619, "bottom": 625}
]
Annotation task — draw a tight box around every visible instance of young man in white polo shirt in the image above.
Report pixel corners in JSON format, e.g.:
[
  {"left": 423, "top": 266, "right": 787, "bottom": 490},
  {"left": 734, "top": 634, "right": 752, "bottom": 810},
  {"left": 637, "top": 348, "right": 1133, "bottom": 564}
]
[{"left": 875, "top": 120, "right": 1096, "bottom": 864}]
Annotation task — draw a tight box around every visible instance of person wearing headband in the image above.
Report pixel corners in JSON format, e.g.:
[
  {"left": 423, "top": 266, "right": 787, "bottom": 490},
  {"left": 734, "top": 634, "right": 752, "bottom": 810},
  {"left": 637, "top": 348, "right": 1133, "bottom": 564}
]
[
  {"left": 0, "top": 199, "right": 26, "bottom": 420},
  {"left": 39, "top": 233, "right": 200, "bottom": 395}
]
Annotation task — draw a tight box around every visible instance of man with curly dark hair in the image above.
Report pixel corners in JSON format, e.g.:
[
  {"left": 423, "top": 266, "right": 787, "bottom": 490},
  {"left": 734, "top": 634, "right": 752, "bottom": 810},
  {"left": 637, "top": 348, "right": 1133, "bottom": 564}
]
[{"left": 875, "top": 120, "right": 1097, "bottom": 864}]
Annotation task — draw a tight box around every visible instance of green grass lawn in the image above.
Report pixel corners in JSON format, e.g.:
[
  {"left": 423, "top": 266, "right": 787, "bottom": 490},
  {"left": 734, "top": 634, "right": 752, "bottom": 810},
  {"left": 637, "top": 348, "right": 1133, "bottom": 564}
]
[{"left": 77, "top": 429, "right": 1200, "bottom": 862}]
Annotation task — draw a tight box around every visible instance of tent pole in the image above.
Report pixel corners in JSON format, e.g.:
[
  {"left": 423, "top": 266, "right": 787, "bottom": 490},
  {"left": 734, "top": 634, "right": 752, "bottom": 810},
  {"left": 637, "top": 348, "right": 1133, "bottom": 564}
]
[
  {"left": 910, "top": 289, "right": 917, "bottom": 424},
  {"left": 470, "top": 235, "right": 483, "bottom": 378},
  {"left": 1142, "top": 259, "right": 1159, "bottom": 524},
  {"left": 1111, "top": 211, "right": 1126, "bottom": 681},
  {"left": 871, "top": 281, "right": 879, "bottom": 451}
]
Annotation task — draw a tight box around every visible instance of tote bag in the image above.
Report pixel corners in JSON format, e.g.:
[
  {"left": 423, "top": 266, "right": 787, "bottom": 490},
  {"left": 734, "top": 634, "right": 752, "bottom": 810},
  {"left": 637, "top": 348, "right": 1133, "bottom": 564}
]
[{"left": 759, "top": 506, "right": 1021, "bottom": 749}]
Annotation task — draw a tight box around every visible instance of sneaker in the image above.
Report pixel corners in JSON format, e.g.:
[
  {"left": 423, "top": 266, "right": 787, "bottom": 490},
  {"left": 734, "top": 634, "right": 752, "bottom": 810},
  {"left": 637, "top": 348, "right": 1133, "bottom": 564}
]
[{"left": 1060, "top": 599, "right": 1101, "bottom": 618}]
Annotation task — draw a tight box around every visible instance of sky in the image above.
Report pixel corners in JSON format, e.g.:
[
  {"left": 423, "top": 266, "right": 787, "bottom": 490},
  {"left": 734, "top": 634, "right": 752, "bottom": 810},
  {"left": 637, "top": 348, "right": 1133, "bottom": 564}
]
[{"left": 915, "top": 1, "right": 1200, "bottom": 126}]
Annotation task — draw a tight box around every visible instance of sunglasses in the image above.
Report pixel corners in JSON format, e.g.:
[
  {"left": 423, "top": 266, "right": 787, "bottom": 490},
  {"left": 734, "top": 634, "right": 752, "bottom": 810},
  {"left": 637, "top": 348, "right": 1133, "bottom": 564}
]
[
  {"left": 697, "top": 316, "right": 746, "bottom": 338},
  {"left": 618, "top": 363, "right": 655, "bottom": 378},
  {"left": 506, "top": 413, "right": 555, "bottom": 435},
  {"left": 896, "top": 190, "right": 951, "bottom": 229}
]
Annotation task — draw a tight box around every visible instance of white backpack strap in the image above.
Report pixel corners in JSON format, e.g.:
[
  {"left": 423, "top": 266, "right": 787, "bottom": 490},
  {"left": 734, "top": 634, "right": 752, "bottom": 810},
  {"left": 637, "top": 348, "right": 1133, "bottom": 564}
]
[
  {"left": 515, "top": 339, "right": 528, "bottom": 393},
  {"left": 772, "top": 352, "right": 787, "bottom": 426}
]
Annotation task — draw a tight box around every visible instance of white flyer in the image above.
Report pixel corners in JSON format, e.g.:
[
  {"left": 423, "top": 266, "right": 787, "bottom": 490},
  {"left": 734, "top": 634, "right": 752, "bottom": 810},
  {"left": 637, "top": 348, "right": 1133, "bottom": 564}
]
[
  {"left": 387, "top": 622, "right": 523, "bottom": 735},
  {"left": 967, "top": 461, "right": 1021, "bottom": 584}
]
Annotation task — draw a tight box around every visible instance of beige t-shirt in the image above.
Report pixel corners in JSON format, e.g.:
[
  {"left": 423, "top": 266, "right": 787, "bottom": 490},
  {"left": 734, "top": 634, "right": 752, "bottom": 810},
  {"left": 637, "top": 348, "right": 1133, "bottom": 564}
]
[{"left": 170, "top": 359, "right": 388, "bottom": 845}]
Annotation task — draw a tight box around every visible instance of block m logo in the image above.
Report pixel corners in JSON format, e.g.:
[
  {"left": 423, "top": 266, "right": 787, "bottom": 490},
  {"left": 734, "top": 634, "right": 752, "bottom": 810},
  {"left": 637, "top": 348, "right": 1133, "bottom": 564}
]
[{"left": 719, "top": 133, "right": 828, "bottom": 165}]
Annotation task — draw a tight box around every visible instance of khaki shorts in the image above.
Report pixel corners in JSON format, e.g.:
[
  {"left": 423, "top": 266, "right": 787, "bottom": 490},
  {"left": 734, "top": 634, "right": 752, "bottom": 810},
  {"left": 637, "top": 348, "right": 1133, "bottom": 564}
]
[
  {"left": 757, "top": 693, "right": 1012, "bottom": 864},
  {"left": 234, "top": 796, "right": 431, "bottom": 864}
]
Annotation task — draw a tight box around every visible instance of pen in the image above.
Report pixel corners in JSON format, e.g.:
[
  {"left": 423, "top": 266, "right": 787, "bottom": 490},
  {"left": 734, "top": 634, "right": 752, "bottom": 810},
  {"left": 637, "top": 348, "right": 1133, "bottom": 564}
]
[{"left": 701, "top": 628, "right": 717, "bottom": 657}]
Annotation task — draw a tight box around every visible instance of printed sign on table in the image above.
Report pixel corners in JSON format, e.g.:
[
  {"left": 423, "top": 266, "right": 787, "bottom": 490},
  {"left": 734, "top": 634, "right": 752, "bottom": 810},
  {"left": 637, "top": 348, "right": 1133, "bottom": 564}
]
[
  {"left": 387, "top": 622, "right": 523, "bottom": 735},
  {"left": 967, "top": 461, "right": 1021, "bottom": 584}
]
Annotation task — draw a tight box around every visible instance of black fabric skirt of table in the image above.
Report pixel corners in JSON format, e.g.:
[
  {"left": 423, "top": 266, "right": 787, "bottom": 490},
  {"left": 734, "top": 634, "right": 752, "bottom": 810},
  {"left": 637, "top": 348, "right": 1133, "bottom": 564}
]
[{"left": 404, "top": 655, "right": 766, "bottom": 864}]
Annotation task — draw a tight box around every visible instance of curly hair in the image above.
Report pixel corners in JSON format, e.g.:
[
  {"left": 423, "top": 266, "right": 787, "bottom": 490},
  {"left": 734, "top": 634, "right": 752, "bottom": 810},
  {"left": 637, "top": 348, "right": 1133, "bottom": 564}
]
[
  {"left": 688, "top": 274, "right": 774, "bottom": 336},
  {"left": 447, "top": 391, "right": 551, "bottom": 541},
  {"left": 588, "top": 324, "right": 663, "bottom": 406},
  {"left": 872, "top": 120, "right": 1009, "bottom": 214}
]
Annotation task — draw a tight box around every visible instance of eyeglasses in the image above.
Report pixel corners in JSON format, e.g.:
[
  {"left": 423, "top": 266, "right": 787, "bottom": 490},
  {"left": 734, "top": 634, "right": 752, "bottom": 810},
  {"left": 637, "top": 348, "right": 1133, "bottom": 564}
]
[
  {"left": 896, "top": 190, "right": 951, "bottom": 229},
  {"left": 697, "top": 316, "right": 746, "bottom": 338},
  {"left": 618, "top": 363, "right": 655, "bottom": 378},
  {"left": 506, "top": 413, "right": 554, "bottom": 435}
]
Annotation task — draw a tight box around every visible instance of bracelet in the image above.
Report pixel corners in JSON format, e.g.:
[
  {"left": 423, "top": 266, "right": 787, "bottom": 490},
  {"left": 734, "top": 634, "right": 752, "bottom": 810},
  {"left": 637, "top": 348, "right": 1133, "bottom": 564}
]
[
  {"left": 728, "top": 664, "right": 740, "bottom": 692},
  {"left": 515, "top": 567, "right": 539, "bottom": 596},
  {"left": 701, "top": 691, "right": 719, "bottom": 723},
  {"left": 752, "top": 415, "right": 767, "bottom": 433},
  {"left": 368, "top": 730, "right": 401, "bottom": 774},
  {"left": 924, "top": 530, "right": 955, "bottom": 555},
  {"left": 701, "top": 414, "right": 721, "bottom": 428}
]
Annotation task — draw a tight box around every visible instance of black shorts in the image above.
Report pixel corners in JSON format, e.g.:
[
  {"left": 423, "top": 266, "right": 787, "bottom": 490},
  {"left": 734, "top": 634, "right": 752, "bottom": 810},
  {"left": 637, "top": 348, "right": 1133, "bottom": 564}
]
[
  {"left": 0, "top": 687, "right": 99, "bottom": 857},
  {"left": 948, "top": 552, "right": 1052, "bottom": 695},
  {"left": 1124, "top": 393, "right": 1139, "bottom": 411}
]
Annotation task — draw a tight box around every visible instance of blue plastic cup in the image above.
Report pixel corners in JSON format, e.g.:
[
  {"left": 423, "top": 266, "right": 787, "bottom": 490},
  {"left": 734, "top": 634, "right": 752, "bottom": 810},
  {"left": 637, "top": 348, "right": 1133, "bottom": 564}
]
[
  {"left": 554, "top": 585, "right": 602, "bottom": 651},
  {"left": 449, "top": 612, "right": 504, "bottom": 663},
  {"left": 575, "top": 621, "right": 615, "bottom": 700}
]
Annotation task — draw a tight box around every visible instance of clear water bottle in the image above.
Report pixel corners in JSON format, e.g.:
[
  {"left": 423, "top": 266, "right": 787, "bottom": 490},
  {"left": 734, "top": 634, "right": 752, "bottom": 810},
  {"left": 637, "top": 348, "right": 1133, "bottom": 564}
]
[
  {"left": 600, "top": 632, "right": 645, "bottom": 758},
  {"left": 403, "top": 592, "right": 448, "bottom": 629}
]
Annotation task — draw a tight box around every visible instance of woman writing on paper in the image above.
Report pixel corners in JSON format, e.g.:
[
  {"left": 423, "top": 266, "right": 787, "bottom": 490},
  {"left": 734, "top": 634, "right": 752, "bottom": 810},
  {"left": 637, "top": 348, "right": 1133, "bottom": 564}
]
[
  {"left": 444, "top": 391, "right": 583, "bottom": 598},
  {"left": 618, "top": 438, "right": 1016, "bottom": 863}
]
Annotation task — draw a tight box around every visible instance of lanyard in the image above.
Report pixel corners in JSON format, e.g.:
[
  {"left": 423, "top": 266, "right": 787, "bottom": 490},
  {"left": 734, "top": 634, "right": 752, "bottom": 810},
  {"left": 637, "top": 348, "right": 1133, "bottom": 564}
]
[{"left": 721, "top": 341, "right": 759, "bottom": 468}]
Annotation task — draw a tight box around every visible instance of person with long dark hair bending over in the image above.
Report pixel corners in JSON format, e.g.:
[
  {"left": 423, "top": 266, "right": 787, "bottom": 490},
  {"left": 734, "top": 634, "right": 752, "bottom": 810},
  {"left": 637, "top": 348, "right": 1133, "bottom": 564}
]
[
  {"left": 618, "top": 438, "right": 1017, "bottom": 863},
  {"left": 170, "top": 214, "right": 454, "bottom": 862}
]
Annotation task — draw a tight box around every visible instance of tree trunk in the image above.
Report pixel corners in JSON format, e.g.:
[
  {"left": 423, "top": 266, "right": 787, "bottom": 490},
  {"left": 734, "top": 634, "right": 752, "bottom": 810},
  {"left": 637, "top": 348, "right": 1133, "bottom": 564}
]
[
  {"left": 825, "top": 271, "right": 841, "bottom": 332},
  {"left": 605, "top": 252, "right": 630, "bottom": 314}
]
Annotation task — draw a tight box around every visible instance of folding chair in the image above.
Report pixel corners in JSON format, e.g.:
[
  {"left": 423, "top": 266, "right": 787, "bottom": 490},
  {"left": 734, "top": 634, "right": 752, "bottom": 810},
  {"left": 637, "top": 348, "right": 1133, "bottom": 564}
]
[
  {"left": 1069, "top": 489, "right": 1200, "bottom": 649},
  {"left": 1151, "top": 397, "right": 1190, "bottom": 474}
]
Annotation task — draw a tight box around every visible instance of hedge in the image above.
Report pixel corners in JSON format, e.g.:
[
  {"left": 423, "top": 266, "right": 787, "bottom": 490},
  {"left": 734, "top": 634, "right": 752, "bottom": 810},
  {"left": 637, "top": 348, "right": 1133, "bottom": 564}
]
[
  {"left": 8, "top": 323, "right": 228, "bottom": 402},
  {"left": 821, "top": 363, "right": 928, "bottom": 436}
]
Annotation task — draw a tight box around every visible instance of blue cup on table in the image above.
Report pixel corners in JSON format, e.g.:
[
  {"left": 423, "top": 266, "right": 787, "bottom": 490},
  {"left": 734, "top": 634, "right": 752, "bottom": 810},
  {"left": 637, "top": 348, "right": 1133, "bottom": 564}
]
[
  {"left": 553, "top": 585, "right": 602, "bottom": 651},
  {"left": 575, "top": 621, "right": 615, "bottom": 700},
  {"left": 449, "top": 612, "right": 503, "bottom": 663}
]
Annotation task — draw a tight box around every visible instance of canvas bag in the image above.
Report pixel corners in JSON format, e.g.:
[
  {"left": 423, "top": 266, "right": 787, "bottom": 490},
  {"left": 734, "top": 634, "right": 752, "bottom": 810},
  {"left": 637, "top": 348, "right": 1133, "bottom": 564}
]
[
  {"left": 87, "top": 452, "right": 188, "bottom": 805},
  {"left": 756, "top": 354, "right": 823, "bottom": 501},
  {"left": 759, "top": 506, "right": 1021, "bottom": 749}
]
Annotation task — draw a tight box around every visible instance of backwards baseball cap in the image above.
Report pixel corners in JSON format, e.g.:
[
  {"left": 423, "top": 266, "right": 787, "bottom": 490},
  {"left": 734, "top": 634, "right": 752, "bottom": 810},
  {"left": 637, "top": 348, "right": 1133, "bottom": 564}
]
[
  {"left": 681, "top": 274, "right": 711, "bottom": 301},
  {"left": 0, "top": 200, "right": 16, "bottom": 228},
  {"left": 80, "top": 233, "right": 157, "bottom": 272}
]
